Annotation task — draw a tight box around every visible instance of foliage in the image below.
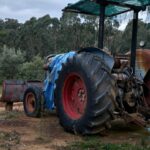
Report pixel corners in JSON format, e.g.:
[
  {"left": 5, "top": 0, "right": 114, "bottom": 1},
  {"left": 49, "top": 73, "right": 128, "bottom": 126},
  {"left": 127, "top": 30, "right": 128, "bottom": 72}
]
[
  {"left": 120, "top": 20, "right": 150, "bottom": 53},
  {"left": 0, "top": 46, "right": 44, "bottom": 83},
  {"left": 0, "top": 46, "right": 24, "bottom": 82},
  {"left": 62, "top": 137, "right": 150, "bottom": 150},
  {"left": 0, "top": 14, "right": 121, "bottom": 60},
  {"left": 0, "top": 13, "right": 150, "bottom": 57},
  {"left": 19, "top": 55, "right": 44, "bottom": 80},
  {"left": 0, "top": 13, "right": 150, "bottom": 81}
]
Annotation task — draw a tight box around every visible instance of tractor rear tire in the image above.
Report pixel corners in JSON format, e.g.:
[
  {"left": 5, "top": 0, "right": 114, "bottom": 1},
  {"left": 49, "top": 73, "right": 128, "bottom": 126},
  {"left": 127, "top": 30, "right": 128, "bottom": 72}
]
[
  {"left": 23, "top": 86, "right": 42, "bottom": 117},
  {"left": 55, "top": 52, "right": 116, "bottom": 135}
]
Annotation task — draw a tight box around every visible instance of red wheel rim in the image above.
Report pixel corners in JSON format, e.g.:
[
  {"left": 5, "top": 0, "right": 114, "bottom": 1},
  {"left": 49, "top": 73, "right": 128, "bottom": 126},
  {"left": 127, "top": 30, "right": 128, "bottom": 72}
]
[
  {"left": 25, "top": 92, "right": 35, "bottom": 113},
  {"left": 63, "top": 73, "right": 87, "bottom": 120}
]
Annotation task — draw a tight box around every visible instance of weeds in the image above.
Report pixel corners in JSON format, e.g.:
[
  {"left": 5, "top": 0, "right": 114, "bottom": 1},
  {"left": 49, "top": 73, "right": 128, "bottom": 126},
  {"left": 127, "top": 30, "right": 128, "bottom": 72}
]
[
  {"left": 60, "top": 136, "right": 150, "bottom": 150},
  {"left": 0, "top": 111, "right": 22, "bottom": 120},
  {"left": 62, "top": 141, "right": 150, "bottom": 150},
  {"left": 0, "top": 130, "right": 20, "bottom": 150}
]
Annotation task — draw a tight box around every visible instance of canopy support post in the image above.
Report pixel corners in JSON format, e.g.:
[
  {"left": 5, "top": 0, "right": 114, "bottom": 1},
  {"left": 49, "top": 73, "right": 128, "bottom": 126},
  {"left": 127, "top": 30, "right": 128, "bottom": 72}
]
[
  {"left": 130, "top": 10, "right": 139, "bottom": 74},
  {"left": 98, "top": 4, "right": 106, "bottom": 49}
]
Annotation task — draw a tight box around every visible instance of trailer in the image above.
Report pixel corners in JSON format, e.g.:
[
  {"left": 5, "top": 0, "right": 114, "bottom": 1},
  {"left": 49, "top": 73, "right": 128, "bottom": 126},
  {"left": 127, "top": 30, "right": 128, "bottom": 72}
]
[{"left": 0, "top": 80, "right": 42, "bottom": 111}]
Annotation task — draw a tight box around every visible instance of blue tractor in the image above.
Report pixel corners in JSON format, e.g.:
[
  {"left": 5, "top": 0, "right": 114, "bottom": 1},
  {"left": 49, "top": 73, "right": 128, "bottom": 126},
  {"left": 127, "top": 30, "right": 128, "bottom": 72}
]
[{"left": 23, "top": 0, "right": 150, "bottom": 135}]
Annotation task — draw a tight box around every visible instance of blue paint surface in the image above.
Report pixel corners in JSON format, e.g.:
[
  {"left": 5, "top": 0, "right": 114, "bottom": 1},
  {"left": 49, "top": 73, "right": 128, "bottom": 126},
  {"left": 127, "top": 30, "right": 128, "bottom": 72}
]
[{"left": 43, "top": 51, "right": 76, "bottom": 110}]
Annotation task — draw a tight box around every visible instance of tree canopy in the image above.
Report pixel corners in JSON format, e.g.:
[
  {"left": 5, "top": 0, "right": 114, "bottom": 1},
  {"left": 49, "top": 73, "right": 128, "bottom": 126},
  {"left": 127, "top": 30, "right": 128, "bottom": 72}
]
[{"left": 0, "top": 12, "right": 150, "bottom": 82}]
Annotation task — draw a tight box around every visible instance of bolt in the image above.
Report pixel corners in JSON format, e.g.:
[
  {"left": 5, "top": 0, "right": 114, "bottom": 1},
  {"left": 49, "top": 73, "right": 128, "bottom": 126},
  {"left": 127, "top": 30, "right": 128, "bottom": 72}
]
[
  {"left": 78, "top": 89, "right": 82, "bottom": 97},
  {"left": 81, "top": 90, "right": 85, "bottom": 94},
  {"left": 80, "top": 96, "right": 85, "bottom": 102},
  {"left": 78, "top": 93, "right": 81, "bottom": 97}
]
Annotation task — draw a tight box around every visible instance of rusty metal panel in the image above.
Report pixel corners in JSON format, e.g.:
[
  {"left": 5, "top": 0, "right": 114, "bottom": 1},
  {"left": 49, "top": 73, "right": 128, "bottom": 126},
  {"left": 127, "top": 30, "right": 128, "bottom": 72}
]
[
  {"left": 115, "top": 49, "right": 150, "bottom": 79},
  {"left": 0, "top": 80, "right": 43, "bottom": 103},
  {"left": 135, "top": 49, "right": 150, "bottom": 79},
  {"left": 26, "top": 80, "right": 43, "bottom": 88},
  {"left": 0, "top": 80, "right": 26, "bottom": 102}
]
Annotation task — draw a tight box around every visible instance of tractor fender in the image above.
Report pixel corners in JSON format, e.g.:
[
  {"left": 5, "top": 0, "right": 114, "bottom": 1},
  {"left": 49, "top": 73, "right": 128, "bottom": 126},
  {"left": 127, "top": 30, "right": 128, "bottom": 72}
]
[{"left": 78, "top": 47, "right": 115, "bottom": 70}]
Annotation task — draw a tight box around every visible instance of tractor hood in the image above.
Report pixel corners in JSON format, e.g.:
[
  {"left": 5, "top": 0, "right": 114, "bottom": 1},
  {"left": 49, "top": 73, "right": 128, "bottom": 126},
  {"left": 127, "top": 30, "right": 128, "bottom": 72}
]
[{"left": 131, "top": 49, "right": 150, "bottom": 79}]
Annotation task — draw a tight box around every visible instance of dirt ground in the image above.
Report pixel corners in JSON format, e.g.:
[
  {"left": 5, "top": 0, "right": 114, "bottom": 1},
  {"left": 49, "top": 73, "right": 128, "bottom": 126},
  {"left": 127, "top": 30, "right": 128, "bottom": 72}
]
[{"left": 0, "top": 103, "right": 149, "bottom": 150}]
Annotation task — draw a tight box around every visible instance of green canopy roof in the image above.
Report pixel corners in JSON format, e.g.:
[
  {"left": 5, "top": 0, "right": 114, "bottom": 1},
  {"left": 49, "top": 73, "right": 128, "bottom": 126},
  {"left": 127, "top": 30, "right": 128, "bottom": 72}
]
[{"left": 63, "top": 0, "right": 150, "bottom": 16}]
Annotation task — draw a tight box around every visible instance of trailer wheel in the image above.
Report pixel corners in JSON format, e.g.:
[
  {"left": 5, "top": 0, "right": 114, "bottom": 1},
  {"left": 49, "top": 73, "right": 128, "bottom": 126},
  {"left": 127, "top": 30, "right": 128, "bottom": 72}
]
[
  {"left": 23, "top": 86, "right": 42, "bottom": 117},
  {"left": 55, "top": 52, "right": 116, "bottom": 134}
]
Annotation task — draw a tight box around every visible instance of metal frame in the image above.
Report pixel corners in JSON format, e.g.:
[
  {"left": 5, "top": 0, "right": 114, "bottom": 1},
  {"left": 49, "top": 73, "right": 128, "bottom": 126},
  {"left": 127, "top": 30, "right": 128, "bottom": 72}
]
[
  {"left": 96, "top": 1, "right": 145, "bottom": 73},
  {"left": 96, "top": 0, "right": 146, "bottom": 11},
  {"left": 130, "top": 11, "right": 139, "bottom": 73},
  {"left": 98, "top": 4, "right": 106, "bottom": 49},
  {"left": 64, "top": 0, "right": 148, "bottom": 73}
]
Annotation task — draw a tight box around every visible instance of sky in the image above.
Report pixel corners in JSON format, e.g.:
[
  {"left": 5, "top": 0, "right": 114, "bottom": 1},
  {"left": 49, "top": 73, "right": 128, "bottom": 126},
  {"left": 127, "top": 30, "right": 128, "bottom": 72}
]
[
  {"left": 0, "top": 0, "right": 77, "bottom": 22},
  {"left": 0, "top": 0, "right": 149, "bottom": 30}
]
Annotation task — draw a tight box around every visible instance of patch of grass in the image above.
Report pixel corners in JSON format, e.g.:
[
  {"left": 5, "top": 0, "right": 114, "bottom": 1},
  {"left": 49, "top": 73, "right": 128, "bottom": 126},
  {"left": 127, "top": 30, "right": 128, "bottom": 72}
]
[
  {"left": 63, "top": 142, "right": 150, "bottom": 150},
  {"left": 0, "top": 111, "right": 22, "bottom": 120},
  {"left": 0, "top": 130, "right": 20, "bottom": 143},
  {"left": 35, "top": 136, "right": 50, "bottom": 144},
  {"left": 0, "top": 131, "right": 20, "bottom": 150},
  {"left": 5, "top": 111, "right": 21, "bottom": 120},
  {"left": 61, "top": 136, "right": 150, "bottom": 150}
]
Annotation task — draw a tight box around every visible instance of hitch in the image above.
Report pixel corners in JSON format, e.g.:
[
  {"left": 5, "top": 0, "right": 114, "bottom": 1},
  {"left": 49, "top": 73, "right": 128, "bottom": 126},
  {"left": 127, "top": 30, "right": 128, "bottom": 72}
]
[{"left": 122, "top": 112, "right": 146, "bottom": 127}]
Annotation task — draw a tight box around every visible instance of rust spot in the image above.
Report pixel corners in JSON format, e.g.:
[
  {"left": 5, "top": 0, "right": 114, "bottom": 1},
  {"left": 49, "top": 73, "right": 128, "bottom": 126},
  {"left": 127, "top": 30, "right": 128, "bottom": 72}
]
[{"left": 136, "top": 49, "right": 150, "bottom": 74}]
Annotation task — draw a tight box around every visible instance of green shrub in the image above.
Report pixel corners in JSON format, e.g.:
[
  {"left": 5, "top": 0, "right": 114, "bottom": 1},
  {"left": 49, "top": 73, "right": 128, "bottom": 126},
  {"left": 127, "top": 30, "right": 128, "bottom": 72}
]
[
  {"left": 19, "top": 55, "right": 44, "bottom": 80},
  {"left": 0, "top": 46, "right": 24, "bottom": 82}
]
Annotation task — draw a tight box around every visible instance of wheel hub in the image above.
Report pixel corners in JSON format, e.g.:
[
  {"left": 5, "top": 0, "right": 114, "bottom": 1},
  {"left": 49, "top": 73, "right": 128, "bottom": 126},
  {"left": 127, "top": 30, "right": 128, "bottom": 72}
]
[
  {"left": 25, "top": 92, "right": 35, "bottom": 113},
  {"left": 78, "top": 89, "right": 86, "bottom": 102},
  {"left": 63, "top": 73, "right": 87, "bottom": 120}
]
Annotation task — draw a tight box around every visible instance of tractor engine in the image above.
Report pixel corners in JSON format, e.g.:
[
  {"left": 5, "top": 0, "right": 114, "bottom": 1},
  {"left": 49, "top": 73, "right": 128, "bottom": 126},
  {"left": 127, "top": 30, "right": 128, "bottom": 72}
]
[
  {"left": 111, "top": 55, "right": 150, "bottom": 125},
  {"left": 112, "top": 66, "right": 144, "bottom": 114}
]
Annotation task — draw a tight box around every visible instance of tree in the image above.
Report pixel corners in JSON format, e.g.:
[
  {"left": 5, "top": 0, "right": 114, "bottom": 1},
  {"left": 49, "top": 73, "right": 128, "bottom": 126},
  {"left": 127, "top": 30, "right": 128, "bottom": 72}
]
[
  {"left": 120, "top": 20, "right": 150, "bottom": 53},
  {"left": 0, "top": 46, "right": 24, "bottom": 83},
  {"left": 19, "top": 56, "right": 44, "bottom": 80}
]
